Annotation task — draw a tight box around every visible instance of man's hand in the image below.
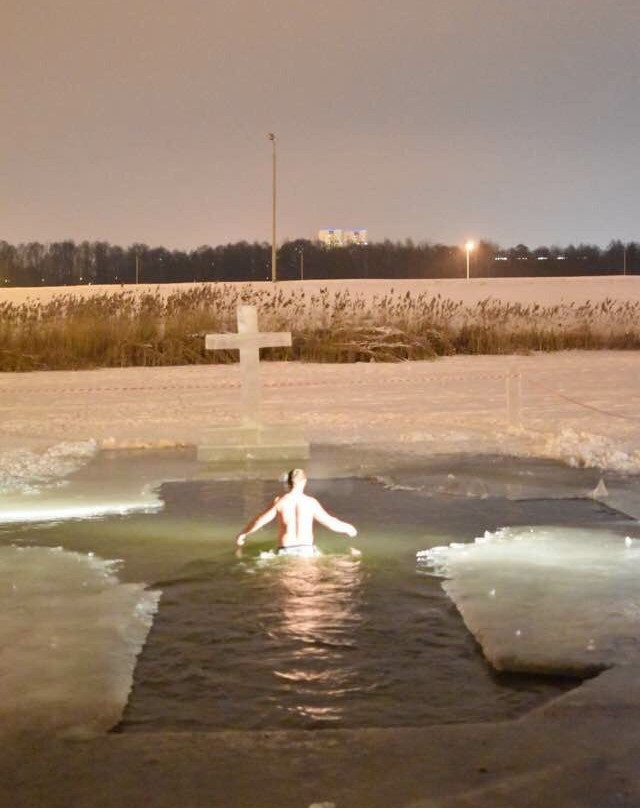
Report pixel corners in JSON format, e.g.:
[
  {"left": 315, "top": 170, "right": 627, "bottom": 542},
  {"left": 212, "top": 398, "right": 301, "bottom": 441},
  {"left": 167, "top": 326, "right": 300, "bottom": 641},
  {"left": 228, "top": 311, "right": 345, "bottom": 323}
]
[
  {"left": 236, "top": 534, "right": 246, "bottom": 547},
  {"left": 346, "top": 525, "right": 358, "bottom": 538}
]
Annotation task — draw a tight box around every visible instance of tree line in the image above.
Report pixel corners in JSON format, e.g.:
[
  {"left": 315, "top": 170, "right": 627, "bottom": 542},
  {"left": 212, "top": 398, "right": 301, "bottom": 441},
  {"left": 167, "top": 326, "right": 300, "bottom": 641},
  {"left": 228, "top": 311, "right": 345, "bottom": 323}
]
[{"left": 0, "top": 238, "right": 636, "bottom": 286}]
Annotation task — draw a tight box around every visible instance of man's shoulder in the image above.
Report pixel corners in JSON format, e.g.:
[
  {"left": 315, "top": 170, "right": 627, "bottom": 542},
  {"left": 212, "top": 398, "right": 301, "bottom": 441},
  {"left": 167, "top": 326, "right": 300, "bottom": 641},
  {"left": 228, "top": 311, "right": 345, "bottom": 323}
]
[{"left": 274, "top": 492, "right": 297, "bottom": 507}]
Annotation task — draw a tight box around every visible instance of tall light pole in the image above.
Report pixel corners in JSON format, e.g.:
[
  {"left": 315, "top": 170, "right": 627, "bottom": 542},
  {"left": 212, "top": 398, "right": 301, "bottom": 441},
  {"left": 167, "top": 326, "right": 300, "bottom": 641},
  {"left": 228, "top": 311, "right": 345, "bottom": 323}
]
[
  {"left": 465, "top": 240, "right": 475, "bottom": 280},
  {"left": 623, "top": 242, "right": 627, "bottom": 276},
  {"left": 267, "top": 132, "right": 277, "bottom": 282}
]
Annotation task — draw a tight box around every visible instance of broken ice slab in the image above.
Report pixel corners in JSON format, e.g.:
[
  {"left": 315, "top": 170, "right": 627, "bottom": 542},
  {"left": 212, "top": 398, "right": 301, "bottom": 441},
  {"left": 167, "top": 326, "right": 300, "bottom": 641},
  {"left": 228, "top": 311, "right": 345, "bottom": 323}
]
[
  {"left": 418, "top": 526, "right": 640, "bottom": 677},
  {"left": 0, "top": 546, "right": 159, "bottom": 737}
]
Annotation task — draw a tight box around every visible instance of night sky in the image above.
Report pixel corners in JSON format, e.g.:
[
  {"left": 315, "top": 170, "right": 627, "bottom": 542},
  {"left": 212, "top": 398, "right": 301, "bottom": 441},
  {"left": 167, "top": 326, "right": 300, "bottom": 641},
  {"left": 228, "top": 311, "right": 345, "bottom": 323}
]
[{"left": 4, "top": 0, "right": 639, "bottom": 248}]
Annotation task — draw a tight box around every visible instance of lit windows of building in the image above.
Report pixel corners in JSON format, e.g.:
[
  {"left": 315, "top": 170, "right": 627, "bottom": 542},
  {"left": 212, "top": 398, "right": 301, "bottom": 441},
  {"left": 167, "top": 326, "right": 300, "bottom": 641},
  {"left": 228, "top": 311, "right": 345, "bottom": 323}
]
[{"left": 318, "top": 228, "right": 368, "bottom": 247}]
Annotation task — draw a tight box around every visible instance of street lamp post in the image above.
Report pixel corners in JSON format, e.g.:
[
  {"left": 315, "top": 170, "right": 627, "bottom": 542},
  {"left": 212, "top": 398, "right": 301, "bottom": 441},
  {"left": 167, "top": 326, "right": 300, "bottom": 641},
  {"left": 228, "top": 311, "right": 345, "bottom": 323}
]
[
  {"left": 267, "top": 133, "right": 277, "bottom": 282},
  {"left": 623, "top": 243, "right": 627, "bottom": 276},
  {"left": 465, "top": 241, "right": 475, "bottom": 280}
]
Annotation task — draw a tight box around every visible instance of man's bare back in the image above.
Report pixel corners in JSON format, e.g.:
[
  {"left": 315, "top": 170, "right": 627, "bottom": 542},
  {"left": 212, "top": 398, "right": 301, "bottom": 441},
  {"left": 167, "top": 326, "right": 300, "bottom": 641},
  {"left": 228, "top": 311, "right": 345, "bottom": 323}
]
[{"left": 235, "top": 469, "right": 357, "bottom": 551}]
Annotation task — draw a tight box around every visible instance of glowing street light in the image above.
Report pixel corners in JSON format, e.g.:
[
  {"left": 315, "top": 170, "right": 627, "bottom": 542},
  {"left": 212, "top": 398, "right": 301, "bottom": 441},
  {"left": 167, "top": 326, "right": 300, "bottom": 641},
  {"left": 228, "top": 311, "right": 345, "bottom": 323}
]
[{"left": 465, "top": 240, "right": 475, "bottom": 280}]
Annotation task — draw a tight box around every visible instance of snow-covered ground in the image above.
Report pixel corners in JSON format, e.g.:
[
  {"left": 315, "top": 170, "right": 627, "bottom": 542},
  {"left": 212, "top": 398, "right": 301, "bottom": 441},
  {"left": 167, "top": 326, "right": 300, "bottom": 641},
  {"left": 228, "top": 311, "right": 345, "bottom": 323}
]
[
  {"left": 2, "top": 274, "right": 640, "bottom": 308},
  {"left": 1, "top": 351, "right": 638, "bottom": 471}
]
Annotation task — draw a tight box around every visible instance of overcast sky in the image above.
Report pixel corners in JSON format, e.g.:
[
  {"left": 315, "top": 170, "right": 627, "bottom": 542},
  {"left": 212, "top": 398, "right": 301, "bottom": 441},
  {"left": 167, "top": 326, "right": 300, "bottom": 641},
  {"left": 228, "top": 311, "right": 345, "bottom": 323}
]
[{"left": 3, "top": 0, "right": 639, "bottom": 249}]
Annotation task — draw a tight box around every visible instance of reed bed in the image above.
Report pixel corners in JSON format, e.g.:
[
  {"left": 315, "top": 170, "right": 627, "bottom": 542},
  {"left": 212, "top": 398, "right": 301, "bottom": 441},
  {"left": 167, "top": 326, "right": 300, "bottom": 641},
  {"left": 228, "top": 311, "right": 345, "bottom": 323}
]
[{"left": 1, "top": 285, "right": 639, "bottom": 371}]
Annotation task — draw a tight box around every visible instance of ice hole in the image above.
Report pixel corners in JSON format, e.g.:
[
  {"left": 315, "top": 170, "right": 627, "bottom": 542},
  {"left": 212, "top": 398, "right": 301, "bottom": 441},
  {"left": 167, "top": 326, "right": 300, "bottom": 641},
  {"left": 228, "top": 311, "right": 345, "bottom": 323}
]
[
  {"left": 117, "top": 474, "right": 632, "bottom": 732},
  {"left": 2, "top": 451, "right": 637, "bottom": 736}
]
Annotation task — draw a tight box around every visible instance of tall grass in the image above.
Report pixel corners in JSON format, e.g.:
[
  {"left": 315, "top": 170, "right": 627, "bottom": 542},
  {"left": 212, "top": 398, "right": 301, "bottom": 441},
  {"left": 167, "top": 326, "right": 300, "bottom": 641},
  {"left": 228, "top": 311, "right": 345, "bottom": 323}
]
[{"left": 1, "top": 285, "right": 639, "bottom": 371}]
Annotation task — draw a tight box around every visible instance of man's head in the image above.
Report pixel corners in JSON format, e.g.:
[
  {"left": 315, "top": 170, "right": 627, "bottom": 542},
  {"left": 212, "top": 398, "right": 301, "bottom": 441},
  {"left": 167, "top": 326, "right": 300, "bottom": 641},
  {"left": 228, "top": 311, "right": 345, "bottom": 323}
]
[{"left": 287, "top": 468, "right": 307, "bottom": 489}]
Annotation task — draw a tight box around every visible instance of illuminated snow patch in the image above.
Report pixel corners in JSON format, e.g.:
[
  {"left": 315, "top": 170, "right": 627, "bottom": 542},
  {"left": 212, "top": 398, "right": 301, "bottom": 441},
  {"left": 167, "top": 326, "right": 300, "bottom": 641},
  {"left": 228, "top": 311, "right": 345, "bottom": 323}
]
[
  {"left": 417, "top": 527, "right": 640, "bottom": 676},
  {"left": 0, "top": 546, "right": 160, "bottom": 737}
]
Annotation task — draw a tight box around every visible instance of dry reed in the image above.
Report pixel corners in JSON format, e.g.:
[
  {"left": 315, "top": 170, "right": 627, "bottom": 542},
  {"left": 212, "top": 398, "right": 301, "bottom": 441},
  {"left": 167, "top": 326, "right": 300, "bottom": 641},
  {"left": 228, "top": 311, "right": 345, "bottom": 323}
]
[{"left": 1, "top": 285, "right": 639, "bottom": 371}]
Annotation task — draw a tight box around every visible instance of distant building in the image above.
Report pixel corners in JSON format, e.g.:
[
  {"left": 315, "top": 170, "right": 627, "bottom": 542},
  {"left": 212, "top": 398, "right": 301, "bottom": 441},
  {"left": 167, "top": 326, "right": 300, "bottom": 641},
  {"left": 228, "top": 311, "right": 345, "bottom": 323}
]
[{"left": 318, "top": 228, "right": 368, "bottom": 247}]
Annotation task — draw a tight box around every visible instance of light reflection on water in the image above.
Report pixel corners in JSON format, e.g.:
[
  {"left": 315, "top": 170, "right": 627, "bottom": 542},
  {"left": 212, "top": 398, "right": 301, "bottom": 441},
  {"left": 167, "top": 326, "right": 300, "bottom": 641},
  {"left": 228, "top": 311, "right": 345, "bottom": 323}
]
[{"left": 263, "top": 555, "right": 364, "bottom": 723}]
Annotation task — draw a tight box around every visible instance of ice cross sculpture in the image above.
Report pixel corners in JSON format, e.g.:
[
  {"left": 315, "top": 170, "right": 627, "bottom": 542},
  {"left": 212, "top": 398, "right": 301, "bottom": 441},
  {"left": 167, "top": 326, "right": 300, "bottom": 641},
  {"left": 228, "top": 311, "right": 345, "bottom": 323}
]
[{"left": 205, "top": 305, "right": 292, "bottom": 426}]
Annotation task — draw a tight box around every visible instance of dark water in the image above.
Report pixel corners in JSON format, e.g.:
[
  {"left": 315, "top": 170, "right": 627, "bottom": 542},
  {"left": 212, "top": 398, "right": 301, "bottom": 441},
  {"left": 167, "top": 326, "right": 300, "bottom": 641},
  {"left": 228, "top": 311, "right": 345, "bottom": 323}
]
[
  {"left": 114, "top": 476, "right": 626, "bottom": 732},
  {"left": 4, "top": 467, "right": 629, "bottom": 732}
]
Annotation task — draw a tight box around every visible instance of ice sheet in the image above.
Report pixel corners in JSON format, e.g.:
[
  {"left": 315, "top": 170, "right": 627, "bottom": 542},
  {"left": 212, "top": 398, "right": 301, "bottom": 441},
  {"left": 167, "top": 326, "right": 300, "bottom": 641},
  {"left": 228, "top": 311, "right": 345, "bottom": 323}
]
[
  {"left": 418, "top": 526, "right": 640, "bottom": 676},
  {"left": 0, "top": 442, "right": 166, "bottom": 524},
  {"left": 368, "top": 453, "right": 623, "bottom": 504},
  {"left": 0, "top": 545, "right": 160, "bottom": 737}
]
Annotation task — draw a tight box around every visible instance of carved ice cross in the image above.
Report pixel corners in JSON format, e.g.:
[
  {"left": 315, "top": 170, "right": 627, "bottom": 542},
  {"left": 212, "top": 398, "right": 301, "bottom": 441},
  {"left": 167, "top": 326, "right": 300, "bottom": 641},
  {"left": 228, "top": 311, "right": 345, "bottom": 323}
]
[{"left": 205, "top": 305, "right": 292, "bottom": 426}]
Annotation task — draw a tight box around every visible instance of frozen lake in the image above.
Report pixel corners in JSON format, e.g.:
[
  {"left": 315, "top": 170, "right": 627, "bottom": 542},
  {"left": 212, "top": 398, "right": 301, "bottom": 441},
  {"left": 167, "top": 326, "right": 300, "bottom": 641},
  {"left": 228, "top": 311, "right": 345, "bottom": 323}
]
[{"left": 2, "top": 448, "right": 638, "bottom": 735}]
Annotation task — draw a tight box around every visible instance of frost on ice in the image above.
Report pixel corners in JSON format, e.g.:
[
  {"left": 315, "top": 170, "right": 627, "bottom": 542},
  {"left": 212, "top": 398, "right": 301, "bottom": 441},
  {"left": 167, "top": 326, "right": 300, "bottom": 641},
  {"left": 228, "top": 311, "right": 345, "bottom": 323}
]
[
  {"left": 539, "top": 428, "right": 640, "bottom": 474},
  {"left": 0, "top": 441, "right": 97, "bottom": 495},
  {"left": 0, "top": 546, "right": 160, "bottom": 737},
  {"left": 418, "top": 526, "right": 640, "bottom": 676}
]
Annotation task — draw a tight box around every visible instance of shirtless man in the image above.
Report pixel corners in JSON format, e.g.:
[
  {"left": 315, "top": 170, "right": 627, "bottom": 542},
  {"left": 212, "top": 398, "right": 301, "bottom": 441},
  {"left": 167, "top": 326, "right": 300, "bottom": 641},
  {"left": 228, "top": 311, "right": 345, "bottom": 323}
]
[{"left": 235, "top": 469, "right": 357, "bottom": 555}]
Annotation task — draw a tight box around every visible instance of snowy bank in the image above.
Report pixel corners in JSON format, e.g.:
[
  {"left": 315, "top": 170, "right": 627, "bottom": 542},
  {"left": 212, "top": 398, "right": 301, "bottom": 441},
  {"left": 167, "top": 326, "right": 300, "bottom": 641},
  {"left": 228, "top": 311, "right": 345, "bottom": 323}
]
[
  {"left": 2, "top": 275, "right": 640, "bottom": 308},
  {"left": 1, "top": 352, "right": 638, "bottom": 476}
]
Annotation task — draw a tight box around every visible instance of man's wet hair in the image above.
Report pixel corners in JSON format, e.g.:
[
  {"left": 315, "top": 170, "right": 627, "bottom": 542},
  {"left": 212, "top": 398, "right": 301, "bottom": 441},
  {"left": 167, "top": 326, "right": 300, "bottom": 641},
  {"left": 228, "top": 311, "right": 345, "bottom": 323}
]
[{"left": 287, "top": 468, "right": 307, "bottom": 487}]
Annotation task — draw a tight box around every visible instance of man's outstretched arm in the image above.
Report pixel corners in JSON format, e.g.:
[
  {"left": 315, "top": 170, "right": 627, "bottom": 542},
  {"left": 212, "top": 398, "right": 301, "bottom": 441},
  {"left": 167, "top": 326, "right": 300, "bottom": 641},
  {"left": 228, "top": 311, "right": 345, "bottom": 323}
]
[
  {"left": 313, "top": 500, "right": 357, "bottom": 538},
  {"left": 235, "top": 501, "right": 278, "bottom": 546}
]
